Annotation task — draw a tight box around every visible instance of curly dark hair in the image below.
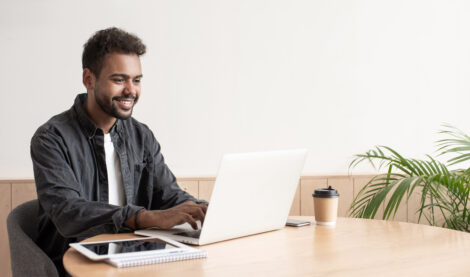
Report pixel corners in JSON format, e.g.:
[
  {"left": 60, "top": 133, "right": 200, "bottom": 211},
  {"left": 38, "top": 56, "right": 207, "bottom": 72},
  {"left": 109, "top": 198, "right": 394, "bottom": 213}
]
[{"left": 82, "top": 27, "right": 146, "bottom": 77}]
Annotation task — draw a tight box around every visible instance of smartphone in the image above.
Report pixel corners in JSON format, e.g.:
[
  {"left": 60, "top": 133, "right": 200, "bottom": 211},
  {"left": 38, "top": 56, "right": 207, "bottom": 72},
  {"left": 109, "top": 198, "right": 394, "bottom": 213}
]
[{"left": 286, "top": 218, "right": 311, "bottom": 227}]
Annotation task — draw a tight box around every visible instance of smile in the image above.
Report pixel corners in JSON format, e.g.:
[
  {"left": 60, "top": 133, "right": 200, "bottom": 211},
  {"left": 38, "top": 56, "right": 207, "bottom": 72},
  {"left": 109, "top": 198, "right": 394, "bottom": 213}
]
[{"left": 115, "top": 99, "right": 134, "bottom": 109}]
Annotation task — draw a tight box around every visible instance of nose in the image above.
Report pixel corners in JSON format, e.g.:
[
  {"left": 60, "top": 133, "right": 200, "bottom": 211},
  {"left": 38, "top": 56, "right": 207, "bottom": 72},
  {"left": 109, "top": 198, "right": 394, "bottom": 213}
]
[{"left": 123, "top": 79, "right": 137, "bottom": 96}]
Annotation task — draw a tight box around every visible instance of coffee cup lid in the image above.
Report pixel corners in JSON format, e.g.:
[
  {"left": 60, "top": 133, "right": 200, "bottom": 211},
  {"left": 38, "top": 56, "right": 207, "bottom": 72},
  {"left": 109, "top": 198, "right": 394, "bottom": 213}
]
[{"left": 313, "top": 186, "right": 339, "bottom": 198}]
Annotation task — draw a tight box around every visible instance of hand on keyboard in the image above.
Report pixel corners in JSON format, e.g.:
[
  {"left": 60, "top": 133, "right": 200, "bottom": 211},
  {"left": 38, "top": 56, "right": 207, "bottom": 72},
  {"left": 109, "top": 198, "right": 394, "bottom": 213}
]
[{"left": 131, "top": 201, "right": 207, "bottom": 230}]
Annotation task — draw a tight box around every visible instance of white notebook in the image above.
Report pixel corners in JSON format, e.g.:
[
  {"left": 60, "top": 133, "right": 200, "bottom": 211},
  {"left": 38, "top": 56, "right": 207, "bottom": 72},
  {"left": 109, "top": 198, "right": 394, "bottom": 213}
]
[{"left": 107, "top": 247, "right": 207, "bottom": 268}]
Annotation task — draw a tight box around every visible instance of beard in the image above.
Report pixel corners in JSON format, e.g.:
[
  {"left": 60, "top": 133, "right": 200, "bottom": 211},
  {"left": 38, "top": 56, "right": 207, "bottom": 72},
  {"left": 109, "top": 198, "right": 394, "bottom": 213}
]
[{"left": 94, "top": 89, "right": 138, "bottom": 120}]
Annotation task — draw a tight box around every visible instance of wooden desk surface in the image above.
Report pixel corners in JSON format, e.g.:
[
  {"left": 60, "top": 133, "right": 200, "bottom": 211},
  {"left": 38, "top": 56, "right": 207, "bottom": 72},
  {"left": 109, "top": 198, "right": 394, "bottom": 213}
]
[{"left": 64, "top": 217, "right": 470, "bottom": 276}]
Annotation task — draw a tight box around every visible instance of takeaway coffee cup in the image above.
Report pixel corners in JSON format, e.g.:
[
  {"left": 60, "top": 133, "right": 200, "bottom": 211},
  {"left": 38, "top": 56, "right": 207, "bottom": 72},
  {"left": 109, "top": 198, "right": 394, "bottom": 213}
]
[{"left": 313, "top": 186, "right": 340, "bottom": 226}]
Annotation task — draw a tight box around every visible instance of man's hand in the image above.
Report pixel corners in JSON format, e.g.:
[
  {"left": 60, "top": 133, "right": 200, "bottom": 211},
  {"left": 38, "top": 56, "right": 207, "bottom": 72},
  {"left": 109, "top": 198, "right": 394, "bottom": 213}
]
[{"left": 127, "top": 201, "right": 208, "bottom": 230}]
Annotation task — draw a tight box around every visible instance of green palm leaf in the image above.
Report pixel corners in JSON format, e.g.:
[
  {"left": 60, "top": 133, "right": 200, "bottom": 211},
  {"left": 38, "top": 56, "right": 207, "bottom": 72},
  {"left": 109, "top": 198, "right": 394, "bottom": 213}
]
[{"left": 349, "top": 124, "right": 470, "bottom": 232}]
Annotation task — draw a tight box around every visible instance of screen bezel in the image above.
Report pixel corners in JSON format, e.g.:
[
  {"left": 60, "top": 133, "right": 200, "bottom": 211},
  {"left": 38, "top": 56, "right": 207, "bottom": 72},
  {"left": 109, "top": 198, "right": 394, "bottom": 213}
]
[{"left": 70, "top": 235, "right": 190, "bottom": 261}]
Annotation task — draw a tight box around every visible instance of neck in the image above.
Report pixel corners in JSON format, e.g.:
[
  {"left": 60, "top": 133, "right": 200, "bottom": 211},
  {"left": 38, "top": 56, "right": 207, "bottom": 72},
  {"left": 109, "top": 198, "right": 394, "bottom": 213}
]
[{"left": 83, "top": 95, "right": 116, "bottom": 134}]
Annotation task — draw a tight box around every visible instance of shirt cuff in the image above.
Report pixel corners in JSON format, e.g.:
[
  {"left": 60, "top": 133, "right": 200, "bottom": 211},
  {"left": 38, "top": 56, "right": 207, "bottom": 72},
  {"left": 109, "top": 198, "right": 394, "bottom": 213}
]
[{"left": 118, "top": 204, "right": 145, "bottom": 232}]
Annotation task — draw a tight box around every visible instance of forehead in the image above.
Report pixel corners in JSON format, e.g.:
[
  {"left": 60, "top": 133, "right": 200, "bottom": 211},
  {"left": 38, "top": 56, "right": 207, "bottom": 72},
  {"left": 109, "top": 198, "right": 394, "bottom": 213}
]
[{"left": 100, "top": 53, "right": 142, "bottom": 76}]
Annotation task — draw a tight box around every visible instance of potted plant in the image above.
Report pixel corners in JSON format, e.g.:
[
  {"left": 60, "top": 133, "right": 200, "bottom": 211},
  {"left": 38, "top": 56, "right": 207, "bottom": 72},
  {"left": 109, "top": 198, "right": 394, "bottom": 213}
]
[{"left": 349, "top": 124, "right": 470, "bottom": 232}]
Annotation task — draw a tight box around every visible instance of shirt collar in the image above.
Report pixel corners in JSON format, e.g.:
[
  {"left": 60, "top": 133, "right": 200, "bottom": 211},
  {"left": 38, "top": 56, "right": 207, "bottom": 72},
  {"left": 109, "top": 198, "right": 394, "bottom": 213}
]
[{"left": 73, "top": 93, "right": 124, "bottom": 138}]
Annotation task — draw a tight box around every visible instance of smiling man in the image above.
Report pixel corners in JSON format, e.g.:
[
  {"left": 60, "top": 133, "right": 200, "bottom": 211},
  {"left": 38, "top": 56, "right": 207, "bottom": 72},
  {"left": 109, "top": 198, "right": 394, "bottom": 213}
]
[{"left": 30, "top": 27, "right": 207, "bottom": 276}]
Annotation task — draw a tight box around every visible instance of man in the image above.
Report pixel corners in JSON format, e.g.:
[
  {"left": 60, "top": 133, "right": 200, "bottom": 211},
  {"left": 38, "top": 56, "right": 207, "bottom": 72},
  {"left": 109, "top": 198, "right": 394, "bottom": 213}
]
[{"left": 30, "top": 27, "right": 207, "bottom": 275}]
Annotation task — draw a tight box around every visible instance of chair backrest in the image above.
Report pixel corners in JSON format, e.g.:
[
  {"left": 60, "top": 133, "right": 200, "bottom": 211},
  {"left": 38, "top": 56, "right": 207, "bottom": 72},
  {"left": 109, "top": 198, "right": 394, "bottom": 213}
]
[{"left": 7, "top": 199, "right": 59, "bottom": 277}]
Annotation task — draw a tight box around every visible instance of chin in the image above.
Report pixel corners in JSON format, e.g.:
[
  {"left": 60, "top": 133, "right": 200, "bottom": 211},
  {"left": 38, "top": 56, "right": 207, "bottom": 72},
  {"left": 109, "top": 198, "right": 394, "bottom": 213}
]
[
  {"left": 117, "top": 113, "right": 132, "bottom": 120},
  {"left": 113, "top": 109, "right": 133, "bottom": 120}
]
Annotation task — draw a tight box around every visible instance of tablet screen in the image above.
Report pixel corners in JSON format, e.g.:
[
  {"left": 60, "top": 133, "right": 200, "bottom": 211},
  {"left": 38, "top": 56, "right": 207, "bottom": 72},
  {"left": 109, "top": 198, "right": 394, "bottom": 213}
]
[{"left": 82, "top": 238, "right": 178, "bottom": 256}]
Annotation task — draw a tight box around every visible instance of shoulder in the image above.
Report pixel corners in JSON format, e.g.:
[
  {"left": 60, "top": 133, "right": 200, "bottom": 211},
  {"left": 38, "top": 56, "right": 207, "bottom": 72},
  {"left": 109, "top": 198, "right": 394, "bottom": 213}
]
[
  {"left": 30, "top": 109, "right": 80, "bottom": 160},
  {"left": 32, "top": 109, "right": 75, "bottom": 144}
]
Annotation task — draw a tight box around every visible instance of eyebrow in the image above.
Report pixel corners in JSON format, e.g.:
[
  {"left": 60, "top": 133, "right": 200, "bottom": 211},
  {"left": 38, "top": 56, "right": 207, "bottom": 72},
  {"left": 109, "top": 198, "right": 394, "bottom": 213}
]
[{"left": 109, "top": 73, "right": 143, "bottom": 79}]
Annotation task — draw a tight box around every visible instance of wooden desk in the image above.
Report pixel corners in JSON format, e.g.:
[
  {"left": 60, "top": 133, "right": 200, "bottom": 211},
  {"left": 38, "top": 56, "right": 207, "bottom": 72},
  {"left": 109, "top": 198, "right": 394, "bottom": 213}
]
[{"left": 64, "top": 217, "right": 470, "bottom": 276}]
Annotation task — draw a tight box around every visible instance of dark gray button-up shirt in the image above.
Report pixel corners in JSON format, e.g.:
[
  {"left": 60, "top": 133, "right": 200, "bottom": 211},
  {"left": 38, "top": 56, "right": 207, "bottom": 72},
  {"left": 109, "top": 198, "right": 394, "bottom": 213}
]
[{"left": 31, "top": 93, "right": 197, "bottom": 273}]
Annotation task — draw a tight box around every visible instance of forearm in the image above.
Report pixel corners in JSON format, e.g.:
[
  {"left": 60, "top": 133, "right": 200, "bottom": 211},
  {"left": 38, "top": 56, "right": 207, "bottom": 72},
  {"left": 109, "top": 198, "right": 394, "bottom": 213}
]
[
  {"left": 40, "top": 191, "right": 143, "bottom": 237},
  {"left": 126, "top": 201, "right": 208, "bottom": 230}
]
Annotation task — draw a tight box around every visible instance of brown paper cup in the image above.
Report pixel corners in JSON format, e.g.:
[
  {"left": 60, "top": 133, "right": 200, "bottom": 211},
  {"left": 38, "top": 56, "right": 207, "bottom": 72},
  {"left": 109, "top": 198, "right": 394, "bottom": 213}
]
[
  {"left": 313, "top": 186, "right": 339, "bottom": 226},
  {"left": 314, "top": 197, "right": 338, "bottom": 225}
]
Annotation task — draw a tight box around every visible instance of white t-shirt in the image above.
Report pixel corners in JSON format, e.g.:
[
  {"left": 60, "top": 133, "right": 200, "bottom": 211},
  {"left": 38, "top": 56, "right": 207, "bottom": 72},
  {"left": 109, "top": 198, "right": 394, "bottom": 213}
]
[{"left": 104, "top": 133, "right": 125, "bottom": 206}]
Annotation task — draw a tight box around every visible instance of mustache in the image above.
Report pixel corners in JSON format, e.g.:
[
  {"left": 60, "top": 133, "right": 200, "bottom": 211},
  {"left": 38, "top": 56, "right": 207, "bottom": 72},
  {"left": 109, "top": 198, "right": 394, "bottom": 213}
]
[{"left": 112, "top": 95, "right": 137, "bottom": 101}]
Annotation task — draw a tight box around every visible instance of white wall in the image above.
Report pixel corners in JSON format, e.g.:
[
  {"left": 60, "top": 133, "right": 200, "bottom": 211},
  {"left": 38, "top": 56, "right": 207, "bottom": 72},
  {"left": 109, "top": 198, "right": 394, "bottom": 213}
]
[{"left": 1, "top": 0, "right": 470, "bottom": 178}]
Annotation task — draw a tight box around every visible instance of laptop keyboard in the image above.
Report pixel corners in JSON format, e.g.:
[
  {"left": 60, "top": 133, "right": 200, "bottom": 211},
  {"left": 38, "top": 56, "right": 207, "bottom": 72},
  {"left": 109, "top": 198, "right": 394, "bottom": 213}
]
[{"left": 174, "top": 230, "right": 202, "bottom": 238}]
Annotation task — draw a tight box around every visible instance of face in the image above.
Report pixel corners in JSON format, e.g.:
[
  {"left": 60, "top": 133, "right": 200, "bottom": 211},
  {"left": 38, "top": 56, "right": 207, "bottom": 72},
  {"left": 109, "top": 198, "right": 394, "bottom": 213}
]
[{"left": 90, "top": 53, "right": 143, "bottom": 120}]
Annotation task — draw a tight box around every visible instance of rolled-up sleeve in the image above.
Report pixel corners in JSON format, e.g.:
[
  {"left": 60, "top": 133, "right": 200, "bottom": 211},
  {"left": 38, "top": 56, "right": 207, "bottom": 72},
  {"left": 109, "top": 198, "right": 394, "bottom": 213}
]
[{"left": 31, "top": 131, "right": 142, "bottom": 238}]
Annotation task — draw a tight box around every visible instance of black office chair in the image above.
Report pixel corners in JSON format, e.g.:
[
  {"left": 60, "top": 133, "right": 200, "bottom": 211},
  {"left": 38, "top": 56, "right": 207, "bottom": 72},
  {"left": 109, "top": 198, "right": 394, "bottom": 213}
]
[{"left": 7, "top": 199, "right": 59, "bottom": 277}]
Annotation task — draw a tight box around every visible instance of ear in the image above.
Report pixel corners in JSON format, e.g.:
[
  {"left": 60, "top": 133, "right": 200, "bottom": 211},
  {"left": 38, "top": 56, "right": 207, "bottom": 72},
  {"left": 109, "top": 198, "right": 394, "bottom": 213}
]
[{"left": 82, "top": 68, "right": 96, "bottom": 91}]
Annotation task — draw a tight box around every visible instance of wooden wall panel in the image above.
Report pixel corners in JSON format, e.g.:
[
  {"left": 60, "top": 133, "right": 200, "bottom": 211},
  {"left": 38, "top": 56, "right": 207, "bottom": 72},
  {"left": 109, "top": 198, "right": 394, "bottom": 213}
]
[
  {"left": 177, "top": 180, "right": 199, "bottom": 199},
  {"left": 407, "top": 189, "right": 422, "bottom": 224},
  {"left": 198, "top": 180, "right": 215, "bottom": 202},
  {"left": 289, "top": 182, "right": 301, "bottom": 216},
  {"left": 0, "top": 182, "right": 12, "bottom": 277},
  {"left": 11, "top": 182, "right": 37, "bottom": 209},
  {"left": 433, "top": 191, "right": 450, "bottom": 227},
  {"left": 300, "top": 178, "right": 327, "bottom": 216},
  {"left": 385, "top": 185, "right": 408, "bottom": 222},
  {"left": 327, "top": 177, "right": 353, "bottom": 217},
  {"left": 408, "top": 189, "right": 446, "bottom": 227},
  {"left": 352, "top": 176, "right": 384, "bottom": 219},
  {"left": 0, "top": 176, "right": 428, "bottom": 223},
  {"left": 408, "top": 188, "right": 439, "bottom": 226}
]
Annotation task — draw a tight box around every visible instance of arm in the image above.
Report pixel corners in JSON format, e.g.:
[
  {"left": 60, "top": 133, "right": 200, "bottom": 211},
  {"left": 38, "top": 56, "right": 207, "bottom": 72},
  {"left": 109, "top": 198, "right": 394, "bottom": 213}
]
[
  {"left": 148, "top": 131, "right": 204, "bottom": 209},
  {"left": 31, "top": 131, "right": 142, "bottom": 238},
  {"left": 124, "top": 129, "right": 207, "bottom": 230}
]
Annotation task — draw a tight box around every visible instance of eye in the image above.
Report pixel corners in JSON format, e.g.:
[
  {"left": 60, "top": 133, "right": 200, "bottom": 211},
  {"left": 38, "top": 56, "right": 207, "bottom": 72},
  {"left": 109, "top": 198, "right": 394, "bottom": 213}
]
[
  {"left": 133, "top": 78, "right": 142, "bottom": 84},
  {"left": 112, "top": 78, "right": 124, "bottom": 83}
]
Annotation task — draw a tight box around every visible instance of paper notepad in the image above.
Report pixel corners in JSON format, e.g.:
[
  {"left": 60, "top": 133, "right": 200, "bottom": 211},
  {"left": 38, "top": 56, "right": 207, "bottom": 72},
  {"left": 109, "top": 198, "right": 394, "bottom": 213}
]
[
  {"left": 70, "top": 235, "right": 207, "bottom": 268},
  {"left": 107, "top": 248, "right": 207, "bottom": 268}
]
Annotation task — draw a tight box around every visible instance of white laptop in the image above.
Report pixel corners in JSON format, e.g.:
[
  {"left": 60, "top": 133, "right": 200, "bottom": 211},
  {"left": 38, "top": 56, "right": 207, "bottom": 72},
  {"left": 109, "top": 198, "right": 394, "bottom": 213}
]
[{"left": 135, "top": 149, "right": 307, "bottom": 245}]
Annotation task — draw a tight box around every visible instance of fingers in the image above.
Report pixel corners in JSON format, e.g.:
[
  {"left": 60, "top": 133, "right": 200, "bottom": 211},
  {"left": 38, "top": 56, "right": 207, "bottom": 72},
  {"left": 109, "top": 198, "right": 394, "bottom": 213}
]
[
  {"left": 191, "top": 205, "right": 207, "bottom": 223},
  {"left": 179, "top": 201, "right": 207, "bottom": 210},
  {"left": 182, "top": 213, "right": 198, "bottom": 230},
  {"left": 190, "top": 207, "right": 206, "bottom": 224},
  {"left": 146, "top": 202, "right": 208, "bottom": 230},
  {"left": 175, "top": 201, "right": 207, "bottom": 223}
]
